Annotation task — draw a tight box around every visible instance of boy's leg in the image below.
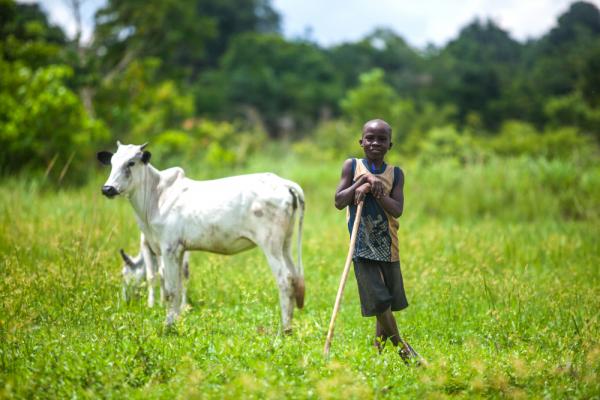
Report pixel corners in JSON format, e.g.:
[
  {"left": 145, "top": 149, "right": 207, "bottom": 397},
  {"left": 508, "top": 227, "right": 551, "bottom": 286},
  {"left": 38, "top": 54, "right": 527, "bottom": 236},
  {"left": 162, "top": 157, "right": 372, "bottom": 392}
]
[
  {"left": 375, "top": 320, "right": 388, "bottom": 352},
  {"left": 375, "top": 308, "right": 412, "bottom": 358}
]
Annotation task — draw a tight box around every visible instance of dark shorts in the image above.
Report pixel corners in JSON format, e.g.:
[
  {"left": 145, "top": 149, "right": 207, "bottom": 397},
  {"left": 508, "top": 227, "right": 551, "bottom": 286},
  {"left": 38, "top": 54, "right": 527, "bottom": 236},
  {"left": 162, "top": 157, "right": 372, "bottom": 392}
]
[{"left": 353, "top": 258, "right": 409, "bottom": 317}]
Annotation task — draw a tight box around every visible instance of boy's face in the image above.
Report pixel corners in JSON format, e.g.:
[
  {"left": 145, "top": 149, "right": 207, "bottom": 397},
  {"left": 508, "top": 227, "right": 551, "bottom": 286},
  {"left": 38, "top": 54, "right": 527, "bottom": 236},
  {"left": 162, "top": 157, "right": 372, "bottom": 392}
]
[{"left": 359, "top": 125, "right": 392, "bottom": 160}]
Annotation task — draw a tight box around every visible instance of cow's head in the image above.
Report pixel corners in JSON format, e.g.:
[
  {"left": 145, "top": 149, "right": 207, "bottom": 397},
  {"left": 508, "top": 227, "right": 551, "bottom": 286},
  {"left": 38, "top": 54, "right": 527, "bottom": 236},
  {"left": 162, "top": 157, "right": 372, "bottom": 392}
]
[
  {"left": 120, "top": 248, "right": 146, "bottom": 301},
  {"left": 97, "top": 141, "right": 151, "bottom": 198}
]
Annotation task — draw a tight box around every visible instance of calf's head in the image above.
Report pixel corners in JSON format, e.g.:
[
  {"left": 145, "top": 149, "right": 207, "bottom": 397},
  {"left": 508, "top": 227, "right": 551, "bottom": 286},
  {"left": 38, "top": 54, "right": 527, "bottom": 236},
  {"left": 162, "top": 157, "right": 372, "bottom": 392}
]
[
  {"left": 97, "top": 142, "right": 151, "bottom": 198},
  {"left": 120, "top": 248, "right": 146, "bottom": 301}
]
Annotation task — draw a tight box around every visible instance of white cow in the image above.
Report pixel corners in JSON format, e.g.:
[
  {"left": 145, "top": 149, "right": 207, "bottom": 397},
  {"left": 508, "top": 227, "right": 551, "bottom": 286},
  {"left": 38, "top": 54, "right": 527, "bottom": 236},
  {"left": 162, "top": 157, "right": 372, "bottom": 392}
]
[
  {"left": 120, "top": 233, "right": 190, "bottom": 308},
  {"left": 98, "top": 142, "right": 305, "bottom": 332}
]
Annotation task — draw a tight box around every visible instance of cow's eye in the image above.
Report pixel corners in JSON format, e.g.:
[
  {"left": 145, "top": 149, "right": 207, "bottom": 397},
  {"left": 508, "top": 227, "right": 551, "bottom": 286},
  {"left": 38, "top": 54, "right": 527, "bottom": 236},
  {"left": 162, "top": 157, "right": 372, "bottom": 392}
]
[{"left": 127, "top": 161, "right": 135, "bottom": 167}]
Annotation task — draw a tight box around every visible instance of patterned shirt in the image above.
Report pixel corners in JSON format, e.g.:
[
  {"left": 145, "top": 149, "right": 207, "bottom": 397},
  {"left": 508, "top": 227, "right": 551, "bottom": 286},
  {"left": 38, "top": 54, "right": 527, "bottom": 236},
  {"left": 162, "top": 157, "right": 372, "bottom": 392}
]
[{"left": 347, "top": 158, "right": 401, "bottom": 262}]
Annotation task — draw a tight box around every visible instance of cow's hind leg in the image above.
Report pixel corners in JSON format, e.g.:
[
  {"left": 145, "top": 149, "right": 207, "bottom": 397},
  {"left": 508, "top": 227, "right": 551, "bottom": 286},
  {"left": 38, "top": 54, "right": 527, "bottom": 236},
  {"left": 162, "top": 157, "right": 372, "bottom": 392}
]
[
  {"left": 264, "top": 250, "right": 295, "bottom": 334},
  {"left": 283, "top": 229, "right": 304, "bottom": 309}
]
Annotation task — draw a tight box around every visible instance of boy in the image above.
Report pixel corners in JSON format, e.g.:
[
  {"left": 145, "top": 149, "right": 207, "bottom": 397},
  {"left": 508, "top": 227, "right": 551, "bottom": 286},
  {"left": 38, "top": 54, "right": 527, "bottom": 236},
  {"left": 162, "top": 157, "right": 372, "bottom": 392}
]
[{"left": 334, "top": 119, "right": 418, "bottom": 363}]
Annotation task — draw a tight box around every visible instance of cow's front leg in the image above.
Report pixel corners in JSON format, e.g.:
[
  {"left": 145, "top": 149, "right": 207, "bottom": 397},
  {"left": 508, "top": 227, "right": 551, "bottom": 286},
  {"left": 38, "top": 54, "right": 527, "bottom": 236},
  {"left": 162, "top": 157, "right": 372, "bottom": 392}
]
[
  {"left": 161, "top": 244, "right": 184, "bottom": 325},
  {"left": 158, "top": 261, "right": 166, "bottom": 305},
  {"left": 141, "top": 243, "right": 158, "bottom": 307},
  {"left": 181, "top": 252, "right": 190, "bottom": 309},
  {"left": 150, "top": 252, "right": 166, "bottom": 305}
]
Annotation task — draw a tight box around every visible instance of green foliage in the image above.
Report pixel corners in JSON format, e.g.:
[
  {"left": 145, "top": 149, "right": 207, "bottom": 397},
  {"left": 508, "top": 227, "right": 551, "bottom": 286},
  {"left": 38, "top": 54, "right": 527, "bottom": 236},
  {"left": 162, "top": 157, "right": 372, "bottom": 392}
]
[
  {"left": 544, "top": 92, "right": 600, "bottom": 139},
  {"left": 0, "top": 0, "right": 65, "bottom": 68},
  {"left": 94, "top": 59, "right": 194, "bottom": 143},
  {"left": 409, "top": 156, "right": 600, "bottom": 221},
  {"left": 340, "top": 68, "right": 399, "bottom": 127},
  {"left": 328, "top": 28, "right": 424, "bottom": 97},
  {"left": 428, "top": 19, "right": 523, "bottom": 129},
  {"left": 293, "top": 119, "right": 359, "bottom": 161},
  {"left": 151, "top": 119, "right": 266, "bottom": 175},
  {"left": 491, "top": 120, "right": 595, "bottom": 159},
  {"left": 411, "top": 126, "right": 484, "bottom": 165},
  {"left": 406, "top": 119, "right": 597, "bottom": 164},
  {"left": 0, "top": 154, "right": 599, "bottom": 398},
  {"left": 3, "top": 0, "right": 600, "bottom": 183},
  {"left": 0, "top": 60, "right": 108, "bottom": 182},
  {"left": 339, "top": 69, "right": 457, "bottom": 146},
  {"left": 93, "top": 0, "right": 280, "bottom": 81},
  {"left": 216, "top": 33, "right": 343, "bottom": 136}
]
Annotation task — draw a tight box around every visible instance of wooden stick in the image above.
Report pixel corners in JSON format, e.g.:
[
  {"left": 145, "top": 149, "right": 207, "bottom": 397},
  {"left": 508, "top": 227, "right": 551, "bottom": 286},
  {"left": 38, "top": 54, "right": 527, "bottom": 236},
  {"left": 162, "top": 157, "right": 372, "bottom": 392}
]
[{"left": 324, "top": 201, "right": 364, "bottom": 356}]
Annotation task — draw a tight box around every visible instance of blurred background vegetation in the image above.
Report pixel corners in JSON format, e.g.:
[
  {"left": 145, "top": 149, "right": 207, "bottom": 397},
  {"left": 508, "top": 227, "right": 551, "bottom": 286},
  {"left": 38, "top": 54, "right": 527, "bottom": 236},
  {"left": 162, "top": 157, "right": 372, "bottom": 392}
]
[
  {"left": 1, "top": 3, "right": 599, "bottom": 397},
  {"left": 0, "top": 0, "right": 599, "bottom": 184}
]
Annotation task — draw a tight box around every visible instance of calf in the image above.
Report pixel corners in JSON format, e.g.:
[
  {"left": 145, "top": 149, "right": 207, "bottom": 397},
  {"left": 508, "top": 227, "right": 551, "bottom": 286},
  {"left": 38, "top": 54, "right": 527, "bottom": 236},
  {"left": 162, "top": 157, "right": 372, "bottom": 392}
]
[
  {"left": 98, "top": 142, "right": 305, "bottom": 332},
  {"left": 120, "top": 233, "right": 190, "bottom": 308}
]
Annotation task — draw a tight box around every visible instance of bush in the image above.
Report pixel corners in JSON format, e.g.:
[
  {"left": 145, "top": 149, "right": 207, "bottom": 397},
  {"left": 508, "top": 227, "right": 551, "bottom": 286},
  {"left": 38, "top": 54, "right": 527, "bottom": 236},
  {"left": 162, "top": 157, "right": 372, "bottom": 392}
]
[
  {"left": 94, "top": 59, "right": 194, "bottom": 144},
  {"left": 0, "top": 60, "right": 108, "bottom": 183},
  {"left": 544, "top": 92, "right": 600, "bottom": 139},
  {"left": 150, "top": 119, "right": 266, "bottom": 177},
  {"left": 293, "top": 120, "right": 359, "bottom": 162},
  {"left": 491, "top": 120, "right": 594, "bottom": 160},
  {"left": 340, "top": 68, "right": 399, "bottom": 128},
  {"left": 411, "top": 125, "right": 487, "bottom": 165}
]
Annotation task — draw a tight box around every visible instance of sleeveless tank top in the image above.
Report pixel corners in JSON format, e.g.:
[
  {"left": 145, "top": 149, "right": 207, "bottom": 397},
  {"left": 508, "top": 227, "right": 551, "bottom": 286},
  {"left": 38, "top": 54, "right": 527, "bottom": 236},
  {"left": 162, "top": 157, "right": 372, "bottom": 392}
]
[{"left": 347, "top": 158, "right": 401, "bottom": 262}]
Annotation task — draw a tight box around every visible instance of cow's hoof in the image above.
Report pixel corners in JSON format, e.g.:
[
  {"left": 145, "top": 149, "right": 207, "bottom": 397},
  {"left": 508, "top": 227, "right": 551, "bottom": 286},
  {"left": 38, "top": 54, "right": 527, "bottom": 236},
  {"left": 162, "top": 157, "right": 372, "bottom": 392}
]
[{"left": 283, "top": 327, "right": 293, "bottom": 335}]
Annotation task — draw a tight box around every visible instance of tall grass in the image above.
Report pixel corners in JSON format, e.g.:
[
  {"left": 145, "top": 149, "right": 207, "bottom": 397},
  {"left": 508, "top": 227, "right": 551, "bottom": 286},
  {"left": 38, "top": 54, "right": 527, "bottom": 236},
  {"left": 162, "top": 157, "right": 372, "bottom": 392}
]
[{"left": 0, "top": 153, "right": 598, "bottom": 398}]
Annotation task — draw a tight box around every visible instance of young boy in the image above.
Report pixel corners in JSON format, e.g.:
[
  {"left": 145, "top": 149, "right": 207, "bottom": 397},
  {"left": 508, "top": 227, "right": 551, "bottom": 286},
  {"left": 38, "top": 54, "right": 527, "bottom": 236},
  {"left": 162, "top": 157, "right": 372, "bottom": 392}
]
[{"left": 334, "top": 119, "right": 418, "bottom": 363}]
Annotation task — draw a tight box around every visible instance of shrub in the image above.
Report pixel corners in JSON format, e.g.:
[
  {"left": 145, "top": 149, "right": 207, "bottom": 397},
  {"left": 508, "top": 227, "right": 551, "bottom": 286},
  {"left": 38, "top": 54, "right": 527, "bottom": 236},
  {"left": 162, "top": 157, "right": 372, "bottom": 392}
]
[
  {"left": 414, "top": 126, "right": 487, "bottom": 165},
  {"left": 0, "top": 60, "right": 109, "bottom": 183},
  {"left": 150, "top": 119, "right": 266, "bottom": 176},
  {"left": 491, "top": 120, "right": 594, "bottom": 160}
]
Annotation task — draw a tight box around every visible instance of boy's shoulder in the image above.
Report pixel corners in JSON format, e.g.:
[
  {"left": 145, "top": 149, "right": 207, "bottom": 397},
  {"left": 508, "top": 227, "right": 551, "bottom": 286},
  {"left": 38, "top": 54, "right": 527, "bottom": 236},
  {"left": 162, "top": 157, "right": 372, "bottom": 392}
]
[
  {"left": 392, "top": 165, "right": 404, "bottom": 188},
  {"left": 340, "top": 158, "right": 355, "bottom": 169}
]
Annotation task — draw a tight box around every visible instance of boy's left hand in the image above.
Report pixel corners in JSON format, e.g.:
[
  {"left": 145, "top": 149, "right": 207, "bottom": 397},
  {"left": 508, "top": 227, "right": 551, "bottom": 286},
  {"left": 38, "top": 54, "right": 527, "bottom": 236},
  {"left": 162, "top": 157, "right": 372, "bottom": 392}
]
[{"left": 365, "top": 175, "right": 385, "bottom": 198}]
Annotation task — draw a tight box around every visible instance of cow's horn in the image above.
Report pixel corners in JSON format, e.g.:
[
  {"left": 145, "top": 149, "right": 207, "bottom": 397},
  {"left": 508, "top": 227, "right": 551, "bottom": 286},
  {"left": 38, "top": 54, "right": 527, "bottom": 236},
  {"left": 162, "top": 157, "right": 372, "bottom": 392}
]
[
  {"left": 116, "top": 140, "right": 122, "bottom": 146},
  {"left": 140, "top": 142, "right": 148, "bottom": 150},
  {"left": 119, "top": 249, "right": 136, "bottom": 267}
]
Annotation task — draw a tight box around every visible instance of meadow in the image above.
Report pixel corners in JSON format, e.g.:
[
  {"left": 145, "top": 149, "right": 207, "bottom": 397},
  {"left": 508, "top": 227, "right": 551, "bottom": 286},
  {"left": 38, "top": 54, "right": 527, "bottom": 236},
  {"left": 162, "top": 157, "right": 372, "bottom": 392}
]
[{"left": 1, "top": 151, "right": 599, "bottom": 399}]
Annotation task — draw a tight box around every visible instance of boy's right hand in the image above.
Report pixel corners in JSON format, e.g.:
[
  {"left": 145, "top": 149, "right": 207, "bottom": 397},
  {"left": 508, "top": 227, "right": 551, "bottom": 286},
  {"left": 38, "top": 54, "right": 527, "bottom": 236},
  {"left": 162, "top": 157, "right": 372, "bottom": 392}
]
[{"left": 355, "top": 183, "right": 371, "bottom": 204}]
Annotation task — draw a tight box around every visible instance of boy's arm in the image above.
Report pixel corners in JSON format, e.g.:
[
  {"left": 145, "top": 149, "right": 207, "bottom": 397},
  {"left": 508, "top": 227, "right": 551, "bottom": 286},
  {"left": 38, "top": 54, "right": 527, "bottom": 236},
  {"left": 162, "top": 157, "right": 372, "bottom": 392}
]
[
  {"left": 374, "top": 168, "right": 404, "bottom": 218},
  {"left": 334, "top": 159, "right": 369, "bottom": 209}
]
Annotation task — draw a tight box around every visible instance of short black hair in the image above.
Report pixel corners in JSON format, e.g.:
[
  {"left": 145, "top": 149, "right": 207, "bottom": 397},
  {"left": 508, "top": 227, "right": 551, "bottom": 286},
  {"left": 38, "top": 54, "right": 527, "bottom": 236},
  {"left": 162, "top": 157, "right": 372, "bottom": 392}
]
[{"left": 362, "top": 119, "right": 392, "bottom": 138}]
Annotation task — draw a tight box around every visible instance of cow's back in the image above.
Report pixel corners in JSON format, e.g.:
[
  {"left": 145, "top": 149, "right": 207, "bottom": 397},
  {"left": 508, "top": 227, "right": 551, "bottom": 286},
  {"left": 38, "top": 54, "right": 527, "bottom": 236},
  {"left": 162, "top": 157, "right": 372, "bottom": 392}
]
[{"left": 163, "top": 173, "right": 297, "bottom": 254}]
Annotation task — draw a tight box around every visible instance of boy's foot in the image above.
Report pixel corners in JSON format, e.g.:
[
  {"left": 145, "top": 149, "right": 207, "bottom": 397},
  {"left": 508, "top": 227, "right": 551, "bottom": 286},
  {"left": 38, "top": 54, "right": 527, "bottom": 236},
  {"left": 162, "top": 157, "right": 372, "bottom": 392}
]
[
  {"left": 399, "top": 342, "right": 425, "bottom": 367},
  {"left": 398, "top": 346, "right": 412, "bottom": 365},
  {"left": 374, "top": 336, "right": 387, "bottom": 354}
]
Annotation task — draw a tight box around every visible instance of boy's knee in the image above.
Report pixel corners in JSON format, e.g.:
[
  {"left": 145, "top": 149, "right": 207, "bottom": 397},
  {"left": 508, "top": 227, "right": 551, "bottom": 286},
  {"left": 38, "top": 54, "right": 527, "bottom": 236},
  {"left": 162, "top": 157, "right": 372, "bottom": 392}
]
[{"left": 374, "top": 301, "right": 392, "bottom": 316}]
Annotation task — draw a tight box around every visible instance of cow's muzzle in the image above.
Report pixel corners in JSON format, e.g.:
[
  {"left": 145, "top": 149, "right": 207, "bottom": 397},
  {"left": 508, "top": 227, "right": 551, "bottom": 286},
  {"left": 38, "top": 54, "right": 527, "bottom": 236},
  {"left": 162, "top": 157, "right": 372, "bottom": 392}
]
[{"left": 101, "top": 185, "right": 119, "bottom": 198}]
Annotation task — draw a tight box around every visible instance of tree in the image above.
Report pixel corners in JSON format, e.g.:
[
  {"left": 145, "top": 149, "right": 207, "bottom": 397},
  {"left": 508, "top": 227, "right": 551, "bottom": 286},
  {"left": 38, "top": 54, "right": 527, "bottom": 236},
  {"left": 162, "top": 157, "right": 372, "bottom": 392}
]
[
  {"left": 93, "top": 58, "right": 194, "bottom": 143},
  {"left": 328, "top": 28, "right": 424, "bottom": 101},
  {"left": 529, "top": 1, "right": 600, "bottom": 104},
  {"left": 430, "top": 19, "right": 522, "bottom": 130},
  {"left": 340, "top": 68, "right": 399, "bottom": 126},
  {"left": 93, "top": 0, "right": 280, "bottom": 83},
  {"left": 0, "top": 61, "right": 108, "bottom": 181},
  {"left": 0, "top": 0, "right": 66, "bottom": 68},
  {"left": 215, "top": 33, "right": 342, "bottom": 136}
]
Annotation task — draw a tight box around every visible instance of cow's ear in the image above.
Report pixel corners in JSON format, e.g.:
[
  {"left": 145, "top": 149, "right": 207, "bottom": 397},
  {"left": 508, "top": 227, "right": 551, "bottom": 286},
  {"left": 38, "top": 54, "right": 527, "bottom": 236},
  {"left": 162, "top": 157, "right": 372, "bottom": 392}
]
[
  {"left": 97, "top": 151, "right": 113, "bottom": 165},
  {"left": 141, "top": 151, "right": 151, "bottom": 164}
]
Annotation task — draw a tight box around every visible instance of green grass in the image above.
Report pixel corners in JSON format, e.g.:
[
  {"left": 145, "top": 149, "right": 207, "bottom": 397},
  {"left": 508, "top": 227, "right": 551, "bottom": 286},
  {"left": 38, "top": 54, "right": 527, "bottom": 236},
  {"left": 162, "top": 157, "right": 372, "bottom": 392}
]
[{"left": 1, "top": 155, "right": 599, "bottom": 399}]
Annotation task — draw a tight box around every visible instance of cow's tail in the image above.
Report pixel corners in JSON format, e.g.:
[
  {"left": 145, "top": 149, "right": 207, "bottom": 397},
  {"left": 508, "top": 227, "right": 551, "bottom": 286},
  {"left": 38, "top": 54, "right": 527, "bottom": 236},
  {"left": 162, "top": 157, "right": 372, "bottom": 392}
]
[{"left": 288, "top": 184, "right": 305, "bottom": 309}]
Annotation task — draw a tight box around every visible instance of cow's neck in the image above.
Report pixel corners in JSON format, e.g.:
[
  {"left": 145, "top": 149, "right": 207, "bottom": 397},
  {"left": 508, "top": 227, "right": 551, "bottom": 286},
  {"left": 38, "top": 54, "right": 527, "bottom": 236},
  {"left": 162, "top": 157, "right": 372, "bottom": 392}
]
[{"left": 129, "top": 164, "right": 162, "bottom": 234}]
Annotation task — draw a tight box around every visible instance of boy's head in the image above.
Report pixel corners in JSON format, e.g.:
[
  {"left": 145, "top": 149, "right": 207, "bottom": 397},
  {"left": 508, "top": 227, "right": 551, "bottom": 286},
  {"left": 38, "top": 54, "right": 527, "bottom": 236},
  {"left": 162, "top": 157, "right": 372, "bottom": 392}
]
[{"left": 360, "top": 119, "right": 392, "bottom": 159}]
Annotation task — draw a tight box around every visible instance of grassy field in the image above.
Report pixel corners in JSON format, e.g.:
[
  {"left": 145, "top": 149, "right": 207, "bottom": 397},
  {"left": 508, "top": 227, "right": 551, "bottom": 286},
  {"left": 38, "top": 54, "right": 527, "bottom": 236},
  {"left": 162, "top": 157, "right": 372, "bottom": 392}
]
[{"left": 1, "top": 153, "right": 599, "bottom": 399}]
